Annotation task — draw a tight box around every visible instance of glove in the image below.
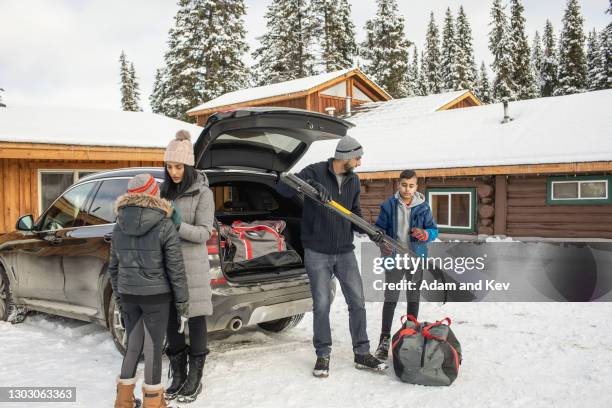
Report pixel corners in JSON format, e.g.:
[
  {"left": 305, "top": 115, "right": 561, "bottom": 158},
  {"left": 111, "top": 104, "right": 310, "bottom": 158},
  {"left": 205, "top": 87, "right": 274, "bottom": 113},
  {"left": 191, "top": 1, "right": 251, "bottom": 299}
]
[
  {"left": 411, "top": 227, "right": 429, "bottom": 241},
  {"left": 171, "top": 203, "right": 182, "bottom": 228},
  {"left": 368, "top": 228, "right": 385, "bottom": 244},
  {"left": 175, "top": 302, "right": 189, "bottom": 334},
  {"left": 306, "top": 179, "right": 332, "bottom": 203}
]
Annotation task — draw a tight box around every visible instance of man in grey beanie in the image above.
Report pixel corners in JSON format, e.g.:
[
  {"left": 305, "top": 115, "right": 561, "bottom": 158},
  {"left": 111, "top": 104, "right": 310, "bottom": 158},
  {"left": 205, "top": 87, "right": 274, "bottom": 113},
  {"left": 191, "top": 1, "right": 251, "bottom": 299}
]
[{"left": 277, "top": 135, "right": 387, "bottom": 378}]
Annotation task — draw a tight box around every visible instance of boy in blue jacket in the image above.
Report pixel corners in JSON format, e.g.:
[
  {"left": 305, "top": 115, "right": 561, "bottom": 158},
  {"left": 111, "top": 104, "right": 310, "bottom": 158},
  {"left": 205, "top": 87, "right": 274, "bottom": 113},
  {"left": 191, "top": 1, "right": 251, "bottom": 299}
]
[{"left": 373, "top": 170, "right": 438, "bottom": 361}]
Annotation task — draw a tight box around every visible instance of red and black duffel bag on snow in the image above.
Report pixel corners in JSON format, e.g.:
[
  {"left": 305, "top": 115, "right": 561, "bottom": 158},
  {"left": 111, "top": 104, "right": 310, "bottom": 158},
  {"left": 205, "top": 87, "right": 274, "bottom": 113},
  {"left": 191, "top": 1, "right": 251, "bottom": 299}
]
[
  {"left": 392, "top": 314, "right": 462, "bottom": 386},
  {"left": 219, "top": 220, "right": 302, "bottom": 274}
]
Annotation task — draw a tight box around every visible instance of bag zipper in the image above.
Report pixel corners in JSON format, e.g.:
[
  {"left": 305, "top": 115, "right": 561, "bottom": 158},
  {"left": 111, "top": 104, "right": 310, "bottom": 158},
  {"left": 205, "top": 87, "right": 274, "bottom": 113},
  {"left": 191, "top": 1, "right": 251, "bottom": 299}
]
[{"left": 420, "top": 337, "right": 428, "bottom": 367}]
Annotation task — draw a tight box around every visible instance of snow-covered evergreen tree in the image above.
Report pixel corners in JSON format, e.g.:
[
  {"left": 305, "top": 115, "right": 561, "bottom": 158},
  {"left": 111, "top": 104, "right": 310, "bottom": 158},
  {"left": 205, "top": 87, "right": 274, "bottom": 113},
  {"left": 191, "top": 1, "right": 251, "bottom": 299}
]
[
  {"left": 360, "top": 0, "right": 411, "bottom": 97},
  {"left": 586, "top": 29, "right": 606, "bottom": 90},
  {"left": 405, "top": 46, "right": 419, "bottom": 96},
  {"left": 440, "top": 7, "right": 459, "bottom": 91},
  {"left": 555, "top": 0, "right": 587, "bottom": 95},
  {"left": 476, "top": 61, "right": 492, "bottom": 103},
  {"left": 603, "top": 1, "right": 612, "bottom": 88},
  {"left": 541, "top": 20, "right": 559, "bottom": 97},
  {"left": 455, "top": 5, "right": 478, "bottom": 91},
  {"left": 155, "top": 0, "right": 206, "bottom": 120},
  {"left": 489, "top": 0, "right": 515, "bottom": 101},
  {"left": 0, "top": 88, "right": 5, "bottom": 107},
  {"left": 531, "top": 30, "right": 544, "bottom": 97},
  {"left": 199, "top": 0, "right": 250, "bottom": 101},
  {"left": 314, "top": 0, "right": 357, "bottom": 71},
  {"left": 509, "top": 0, "right": 538, "bottom": 99},
  {"left": 252, "top": 0, "right": 318, "bottom": 85},
  {"left": 119, "top": 51, "right": 141, "bottom": 112},
  {"left": 150, "top": 68, "right": 168, "bottom": 114},
  {"left": 423, "top": 12, "right": 442, "bottom": 94},
  {"left": 417, "top": 50, "right": 429, "bottom": 96}
]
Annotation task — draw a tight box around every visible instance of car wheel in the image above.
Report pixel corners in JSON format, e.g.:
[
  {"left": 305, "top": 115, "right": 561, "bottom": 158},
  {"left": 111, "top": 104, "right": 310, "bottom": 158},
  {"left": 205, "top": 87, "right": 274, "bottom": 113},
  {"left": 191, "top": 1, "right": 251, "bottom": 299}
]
[
  {"left": 107, "top": 295, "right": 127, "bottom": 356},
  {"left": 258, "top": 313, "right": 304, "bottom": 333},
  {"left": 0, "top": 268, "right": 11, "bottom": 321}
]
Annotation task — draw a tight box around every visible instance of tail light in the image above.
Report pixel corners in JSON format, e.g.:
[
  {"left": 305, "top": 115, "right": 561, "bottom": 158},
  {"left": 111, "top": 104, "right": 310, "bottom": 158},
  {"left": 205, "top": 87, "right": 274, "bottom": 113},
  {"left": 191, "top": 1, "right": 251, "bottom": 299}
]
[{"left": 207, "top": 228, "right": 227, "bottom": 286}]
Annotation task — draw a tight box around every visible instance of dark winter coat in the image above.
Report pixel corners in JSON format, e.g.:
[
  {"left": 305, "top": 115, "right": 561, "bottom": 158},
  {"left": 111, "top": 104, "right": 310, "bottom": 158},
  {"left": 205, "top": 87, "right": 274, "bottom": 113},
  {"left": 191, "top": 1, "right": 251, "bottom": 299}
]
[
  {"left": 172, "top": 171, "right": 215, "bottom": 317},
  {"left": 277, "top": 158, "right": 363, "bottom": 254},
  {"left": 375, "top": 192, "right": 439, "bottom": 257},
  {"left": 108, "top": 193, "right": 189, "bottom": 304}
]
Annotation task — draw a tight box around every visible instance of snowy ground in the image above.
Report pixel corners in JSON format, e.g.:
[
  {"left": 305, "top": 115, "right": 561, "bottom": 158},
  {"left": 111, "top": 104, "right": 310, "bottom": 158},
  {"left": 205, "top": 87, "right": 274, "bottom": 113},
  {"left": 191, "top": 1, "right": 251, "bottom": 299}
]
[{"left": 1, "top": 299, "right": 611, "bottom": 408}]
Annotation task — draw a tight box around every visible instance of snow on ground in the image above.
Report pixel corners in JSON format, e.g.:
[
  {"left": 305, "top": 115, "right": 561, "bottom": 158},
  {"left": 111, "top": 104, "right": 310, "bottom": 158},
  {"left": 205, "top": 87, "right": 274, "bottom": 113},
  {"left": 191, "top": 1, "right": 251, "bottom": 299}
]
[{"left": 1, "top": 239, "right": 611, "bottom": 408}]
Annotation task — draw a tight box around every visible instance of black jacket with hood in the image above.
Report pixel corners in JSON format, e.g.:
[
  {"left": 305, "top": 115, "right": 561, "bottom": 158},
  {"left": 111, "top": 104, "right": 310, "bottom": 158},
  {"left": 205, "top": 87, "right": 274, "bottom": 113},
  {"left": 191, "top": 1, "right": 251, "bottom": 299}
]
[{"left": 108, "top": 193, "right": 189, "bottom": 304}]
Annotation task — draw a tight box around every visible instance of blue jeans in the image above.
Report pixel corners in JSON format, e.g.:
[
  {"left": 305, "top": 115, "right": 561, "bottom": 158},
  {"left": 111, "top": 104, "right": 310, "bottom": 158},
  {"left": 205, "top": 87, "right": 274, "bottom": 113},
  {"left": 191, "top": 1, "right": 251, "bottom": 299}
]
[{"left": 304, "top": 248, "right": 370, "bottom": 357}]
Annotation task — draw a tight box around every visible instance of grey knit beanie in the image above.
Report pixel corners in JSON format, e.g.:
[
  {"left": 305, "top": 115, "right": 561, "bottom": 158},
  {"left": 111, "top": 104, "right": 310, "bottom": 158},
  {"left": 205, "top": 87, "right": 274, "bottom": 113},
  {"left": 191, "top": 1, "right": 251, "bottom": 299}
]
[
  {"left": 334, "top": 135, "right": 363, "bottom": 160},
  {"left": 127, "top": 173, "right": 160, "bottom": 197},
  {"left": 164, "top": 130, "right": 195, "bottom": 166}
]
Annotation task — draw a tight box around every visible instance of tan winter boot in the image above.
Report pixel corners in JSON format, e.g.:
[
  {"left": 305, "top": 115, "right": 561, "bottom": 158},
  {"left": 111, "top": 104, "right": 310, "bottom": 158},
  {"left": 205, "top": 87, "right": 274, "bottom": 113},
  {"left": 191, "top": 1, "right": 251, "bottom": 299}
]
[
  {"left": 114, "top": 377, "right": 141, "bottom": 408},
  {"left": 142, "top": 383, "right": 173, "bottom": 408}
]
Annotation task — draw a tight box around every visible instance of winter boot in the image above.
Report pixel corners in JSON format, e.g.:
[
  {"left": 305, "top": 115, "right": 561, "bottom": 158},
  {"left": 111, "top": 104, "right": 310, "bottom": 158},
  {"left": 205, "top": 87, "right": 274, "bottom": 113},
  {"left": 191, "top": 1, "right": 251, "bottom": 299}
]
[
  {"left": 164, "top": 348, "right": 187, "bottom": 400},
  {"left": 374, "top": 334, "right": 391, "bottom": 361},
  {"left": 114, "top": 377, "right": 141, "bottom": 408},
  {"left": 177, "top": 354, "right": 205, "bottom": 403},
  {"left": 312, "top": 356, "right": 330, "bottom": 378},
  {"left": 142, "top": 384, "right": 174, "bottom": 408},
  {"left": 354, "top": 352, "right": 388, "bottom": 372}
]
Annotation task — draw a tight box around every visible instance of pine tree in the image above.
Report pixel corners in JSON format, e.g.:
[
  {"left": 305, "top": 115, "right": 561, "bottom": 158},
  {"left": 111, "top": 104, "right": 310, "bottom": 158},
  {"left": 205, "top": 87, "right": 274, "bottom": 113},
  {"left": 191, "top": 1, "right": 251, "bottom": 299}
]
[
  {"left": 119, "top": 51, "right": 140, "bottom": 112},
  {"left": 150, "top": 68, "right": 168, "bottom": 114},
  {"left": 360, "top": 0, "right": 411, "bottom": 97},
  {"left": 314, "top": 0, "right": 357, "bottom": 71},
  {"left": 252, "top": 0, "right": 318, "bottom": 85},
  {"left": 603, "top": 1, "right": 612, "bottom": 88},
  {"left": 541, "top": 20, "right": 559, "bottom": 97},
  {"left": 406, "top": 46, "right": 419, "bottom": 96},
  {"left": 0, "top": 87, "right": 5, "bottom": 107},
  {"left": 509, "top": 0, "right": 538, "bottom": 99},
  {"left": 489, "top": 0, "right": 515, "bottom": 101},
  {"left": 423, "top": 12, "right": 442, "bottom": 94},
  {"left": 531, "top": 30, "right": 544, "bottom": 97},
  {"left": 199, "top": 0, "right": 250, "bottom": 101},
  {"left": 476, "top": 61, "right": 492, "bottom": 103},
  {"left": 440, "top": 8, "right": 459, "bottom": 91},
  {"left": 417, "top": 50, "right": 429, "bottom": 95},
  {"left": 586, "top": 29, "right": 604, "bottom": 90},
  {"left": 155, "top": 0, "right": 206, "bottom": 120},
  {"left": 555, "top": 0, "right": 587, "bottom": 95},
  {"left": 455, "top": 6, "right": 478, "bottom": 91}
]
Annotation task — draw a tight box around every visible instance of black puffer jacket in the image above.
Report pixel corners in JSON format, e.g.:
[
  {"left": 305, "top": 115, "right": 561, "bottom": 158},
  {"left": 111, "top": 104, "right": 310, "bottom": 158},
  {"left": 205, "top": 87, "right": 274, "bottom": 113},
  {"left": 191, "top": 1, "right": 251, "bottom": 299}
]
[{"left": 108, "top": 193, "right": 189, "bottom": 304}]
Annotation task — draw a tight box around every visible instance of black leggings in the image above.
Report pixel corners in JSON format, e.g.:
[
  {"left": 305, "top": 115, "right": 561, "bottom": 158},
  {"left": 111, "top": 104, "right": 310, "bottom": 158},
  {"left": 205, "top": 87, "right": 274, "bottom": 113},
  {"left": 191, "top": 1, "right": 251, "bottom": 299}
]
[
  {"left": 166, "top": 305, "right": 209, "bottom": 357},
  {"left": 381, "top": 268, "right": 422, "bottom": 337},
  {"left": 120, "top": 301, "right": 170, "bottom": 385}
]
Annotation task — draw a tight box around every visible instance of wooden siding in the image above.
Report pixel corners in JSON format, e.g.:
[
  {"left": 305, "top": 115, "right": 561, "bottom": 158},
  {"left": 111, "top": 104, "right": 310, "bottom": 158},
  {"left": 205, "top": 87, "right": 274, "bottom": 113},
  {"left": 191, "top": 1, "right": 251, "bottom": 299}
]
[
  {"left": 0, "top": 158, "right": 163, "bottom": 234},
  {"left": 505, "top": 175, "right": 612, "bottom": 239}
]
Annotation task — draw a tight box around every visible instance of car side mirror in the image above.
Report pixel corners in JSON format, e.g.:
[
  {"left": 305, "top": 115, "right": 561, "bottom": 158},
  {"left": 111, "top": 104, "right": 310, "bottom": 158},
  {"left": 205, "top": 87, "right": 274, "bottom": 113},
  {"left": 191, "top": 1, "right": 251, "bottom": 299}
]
[{"left": 16, "top": 214, "right": 34, "bottom": 231}]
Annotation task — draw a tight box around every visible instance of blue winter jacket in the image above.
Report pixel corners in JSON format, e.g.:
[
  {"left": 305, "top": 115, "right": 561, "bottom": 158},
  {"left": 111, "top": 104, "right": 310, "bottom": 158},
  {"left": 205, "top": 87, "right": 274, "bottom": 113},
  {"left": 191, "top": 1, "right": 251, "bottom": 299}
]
[{"left": 375, "top": 193, "right": 439, "bottom": 257}]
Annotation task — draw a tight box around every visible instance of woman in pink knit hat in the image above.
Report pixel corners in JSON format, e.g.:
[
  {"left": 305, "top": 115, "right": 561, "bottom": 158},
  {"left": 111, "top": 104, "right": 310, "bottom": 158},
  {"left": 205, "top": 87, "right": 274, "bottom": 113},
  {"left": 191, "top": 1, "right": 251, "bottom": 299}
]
[{"left": 160, "top": 130, "right": 215, "bottom": 404}]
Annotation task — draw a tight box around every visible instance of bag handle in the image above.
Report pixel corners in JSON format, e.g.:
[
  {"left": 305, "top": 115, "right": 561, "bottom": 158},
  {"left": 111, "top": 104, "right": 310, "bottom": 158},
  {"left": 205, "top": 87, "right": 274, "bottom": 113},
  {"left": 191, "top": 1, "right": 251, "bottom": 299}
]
[
  {"left": 400, "top": 314, "right": 420, "bottom": 328},
  {"left": 421, "top": 317, "right": 452, "bottom": 341}
]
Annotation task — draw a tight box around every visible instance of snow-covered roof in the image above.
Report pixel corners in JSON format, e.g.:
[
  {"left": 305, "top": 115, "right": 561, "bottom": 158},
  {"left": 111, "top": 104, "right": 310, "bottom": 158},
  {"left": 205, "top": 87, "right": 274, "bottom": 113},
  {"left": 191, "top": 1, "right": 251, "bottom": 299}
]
[
  {"left": 188, "top": 68, "right": 361, "bottom": 114},
  {"left": 352, "top": 90, "right": 471, "bottom": 118},
  {"left": 293, "top": 89, "right": 612, "bottom": 172},
  {"left": 0, "top": 106, "right": 202, "bottom": 148}
]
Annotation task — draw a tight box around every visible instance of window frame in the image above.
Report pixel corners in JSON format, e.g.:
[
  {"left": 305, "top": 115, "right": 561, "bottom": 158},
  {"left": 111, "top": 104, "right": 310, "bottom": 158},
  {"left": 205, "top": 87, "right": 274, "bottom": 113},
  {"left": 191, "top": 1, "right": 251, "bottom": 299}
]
[
  {"left": 426, "top": 188, "right": 477, "bottom": 233},
  {"left": 546, "top": 176, "right": 612, "bottom": 205},
  {"left": 38, "top": 169, "right": 100, "bottom": 215}
]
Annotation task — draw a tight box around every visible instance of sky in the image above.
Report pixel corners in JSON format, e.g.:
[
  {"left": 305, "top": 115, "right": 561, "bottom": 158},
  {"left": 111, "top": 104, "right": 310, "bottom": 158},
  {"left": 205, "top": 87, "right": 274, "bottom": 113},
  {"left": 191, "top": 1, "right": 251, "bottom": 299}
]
[{"left": 0, "top": 0, "right": 609, "bottom": 112}]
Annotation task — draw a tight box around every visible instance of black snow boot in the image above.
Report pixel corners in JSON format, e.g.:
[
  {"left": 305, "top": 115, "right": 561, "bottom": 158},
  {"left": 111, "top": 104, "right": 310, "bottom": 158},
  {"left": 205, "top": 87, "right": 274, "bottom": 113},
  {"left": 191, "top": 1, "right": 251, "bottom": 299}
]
[
  {"left": 312, "top": 356, "right": 330, "bottom": 378},
  {"left": 165, "top": 348, "right": 187, "bottom": 400},
  {"left": 374, "top": 334, "right": 391, "bottom": 361},
  {"left": 354, "top": 352, "right": 388, "bottom": 372},
  {"left": 177, "top": 354, "right": 205, "bottom": 403}
]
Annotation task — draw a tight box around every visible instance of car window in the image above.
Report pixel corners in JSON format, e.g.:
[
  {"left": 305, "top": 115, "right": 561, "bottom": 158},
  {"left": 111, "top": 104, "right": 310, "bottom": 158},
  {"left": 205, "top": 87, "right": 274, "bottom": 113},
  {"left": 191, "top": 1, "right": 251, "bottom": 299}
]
[
  {"left": 40, "top": 182, "right": 96, "bottom": 231},
  {"left": 84, "top": 179, "right": 130, "bottom": 225}
]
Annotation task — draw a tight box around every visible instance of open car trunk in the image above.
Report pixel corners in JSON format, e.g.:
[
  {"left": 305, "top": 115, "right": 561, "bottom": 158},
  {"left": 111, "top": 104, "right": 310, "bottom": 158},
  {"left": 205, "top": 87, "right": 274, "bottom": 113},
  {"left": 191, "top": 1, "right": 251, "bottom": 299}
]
[{"left": 209, "top": 172, "right": 305, "bottom": 283}]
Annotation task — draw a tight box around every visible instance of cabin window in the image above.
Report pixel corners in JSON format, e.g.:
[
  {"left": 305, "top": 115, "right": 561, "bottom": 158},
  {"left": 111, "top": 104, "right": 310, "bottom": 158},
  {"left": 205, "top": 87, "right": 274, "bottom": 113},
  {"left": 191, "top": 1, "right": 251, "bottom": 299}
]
[
  {"left": 547, "top": 176, "right": 612, "bottom": 205},
  {"left": 426, "top": 188, "right": 476, "bottom": 233},
  {"left": 38, "top": 170, "right": 98, "bottom": 214}
]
